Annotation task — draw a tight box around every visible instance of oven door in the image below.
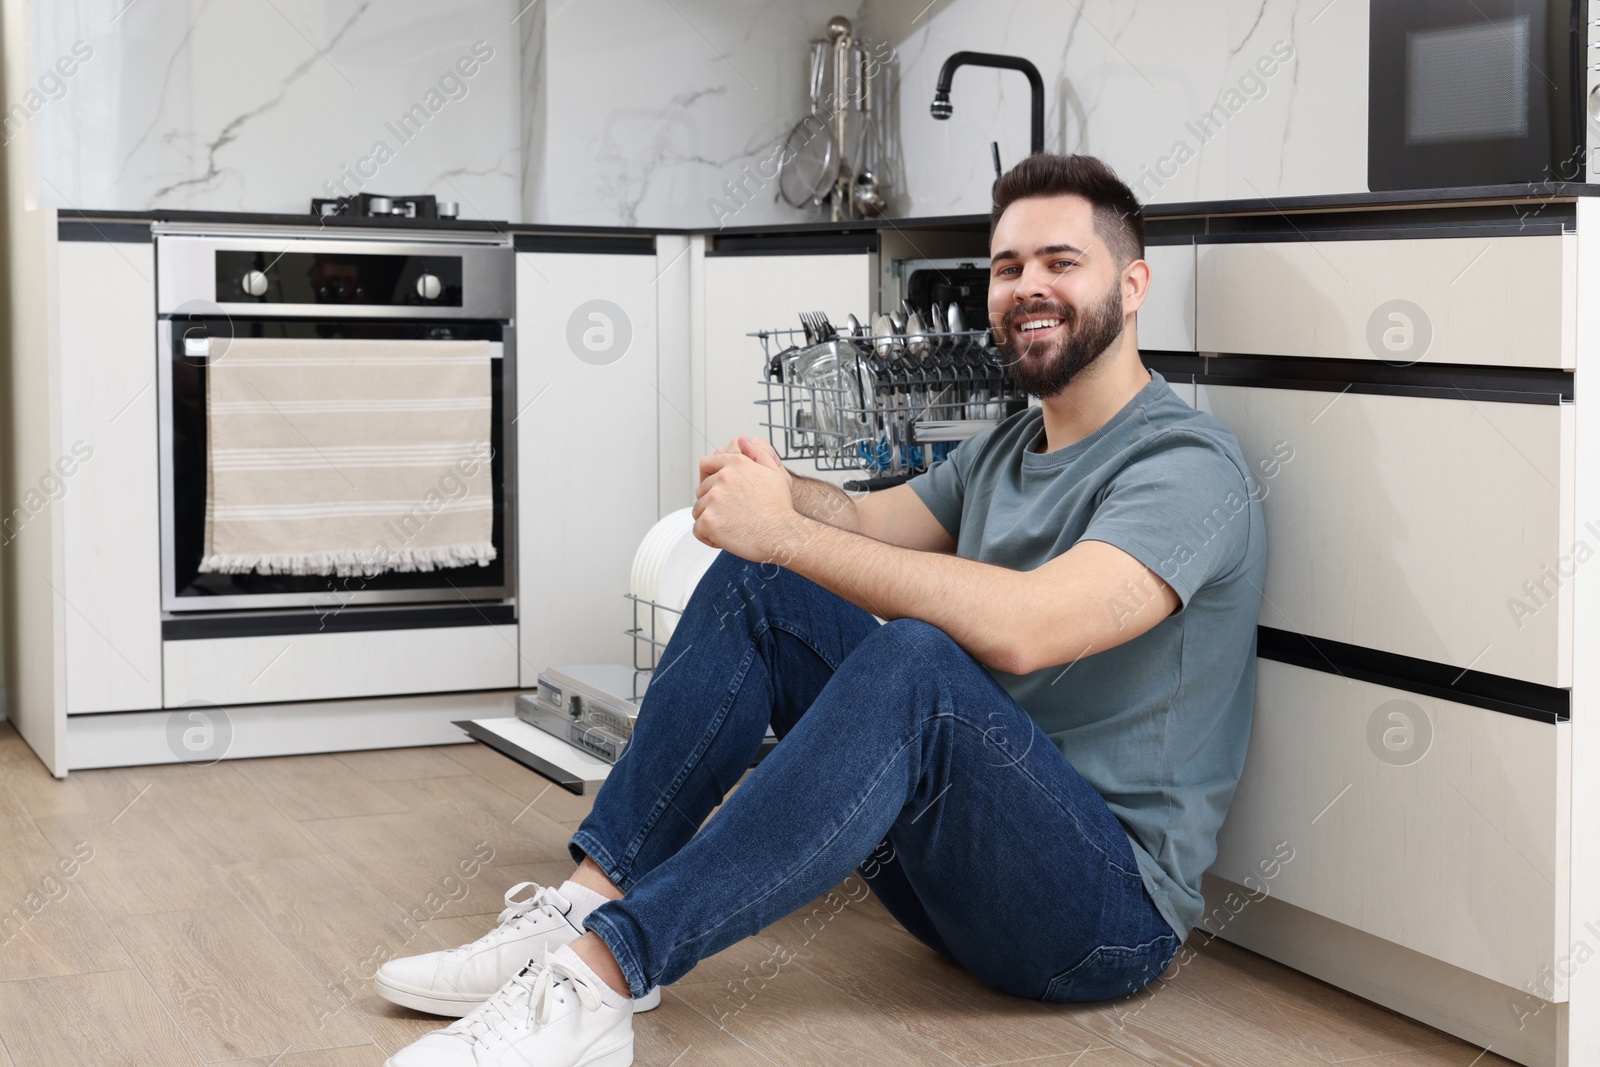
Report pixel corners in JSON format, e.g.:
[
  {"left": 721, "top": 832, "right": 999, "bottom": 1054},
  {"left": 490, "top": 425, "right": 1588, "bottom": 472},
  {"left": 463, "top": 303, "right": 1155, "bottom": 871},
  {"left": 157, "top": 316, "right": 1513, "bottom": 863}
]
[
  {"left": 1368, "top": 0, "right": 1586, "bottom": 191},
  {"left": 158, "top": 316, "right": 516, "bottom": 616}
]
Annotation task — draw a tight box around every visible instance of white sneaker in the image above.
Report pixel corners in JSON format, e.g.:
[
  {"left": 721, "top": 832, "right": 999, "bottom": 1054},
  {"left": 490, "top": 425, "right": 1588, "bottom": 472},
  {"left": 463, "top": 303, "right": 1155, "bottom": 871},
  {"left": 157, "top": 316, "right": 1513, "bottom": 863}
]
[
  {"left": 375, "top": 881, "right": 660, "bottom": 1017},
  {"left": 385, "top": 942, "right": 634, "bottom": 1067}
]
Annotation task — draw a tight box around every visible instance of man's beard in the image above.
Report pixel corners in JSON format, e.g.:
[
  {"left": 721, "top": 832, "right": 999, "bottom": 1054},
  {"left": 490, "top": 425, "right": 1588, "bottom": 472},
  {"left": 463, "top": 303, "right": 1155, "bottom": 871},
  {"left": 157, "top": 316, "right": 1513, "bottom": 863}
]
[{"left": 994, "top": 283, "right": 1126, "bottom": 398}]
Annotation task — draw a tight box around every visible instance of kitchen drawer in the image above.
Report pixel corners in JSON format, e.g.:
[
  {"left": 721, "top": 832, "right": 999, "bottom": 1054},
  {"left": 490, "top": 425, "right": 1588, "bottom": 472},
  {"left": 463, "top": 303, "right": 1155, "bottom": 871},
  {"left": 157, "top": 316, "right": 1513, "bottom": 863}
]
[
  {"left": 1213, "top": 659, "right": 1569, "bottom": 996},
  {"left": 161, "top": 625, "right": 520, "bottom": 707},
  {"left": 1196, "top": 234, "right": 1575, "bottom": 369},
  {"left": 1199, "top": 383, "right": 1572, "bottom": 688},
  {"left": 1138, "top": 242, "right": 1196, "bottom": 352}
]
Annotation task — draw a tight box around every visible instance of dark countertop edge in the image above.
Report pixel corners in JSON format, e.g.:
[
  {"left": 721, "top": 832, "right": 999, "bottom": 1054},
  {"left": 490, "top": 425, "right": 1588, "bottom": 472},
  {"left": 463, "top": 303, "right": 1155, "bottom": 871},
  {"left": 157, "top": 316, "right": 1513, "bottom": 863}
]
[
  {"left": 708, "top": 183, "right": 1600, "bottom": 236},
  {"left": 1142, "top": 181, "right": 1598, "bottom": 219},
  {"left": 60, "top": 183, "right": 1600, "bottom": 240},
  {"left": 58, "top": 208, "right": 676, "bottom": 237}
]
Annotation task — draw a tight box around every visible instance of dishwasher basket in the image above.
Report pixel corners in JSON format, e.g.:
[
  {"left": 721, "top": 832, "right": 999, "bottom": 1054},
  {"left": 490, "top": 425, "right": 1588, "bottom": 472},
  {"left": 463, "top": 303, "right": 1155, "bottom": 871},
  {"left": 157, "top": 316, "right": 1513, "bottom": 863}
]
[{"left": 754, "top": 324, "right": 1027, "bottom": 478}]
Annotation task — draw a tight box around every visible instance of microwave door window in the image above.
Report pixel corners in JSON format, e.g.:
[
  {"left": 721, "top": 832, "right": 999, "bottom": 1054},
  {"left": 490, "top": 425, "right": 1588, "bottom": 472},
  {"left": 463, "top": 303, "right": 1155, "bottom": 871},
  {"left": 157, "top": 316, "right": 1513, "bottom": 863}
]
[{"left": 1405, "top": 18, "right": 1531, "bottom": 146}]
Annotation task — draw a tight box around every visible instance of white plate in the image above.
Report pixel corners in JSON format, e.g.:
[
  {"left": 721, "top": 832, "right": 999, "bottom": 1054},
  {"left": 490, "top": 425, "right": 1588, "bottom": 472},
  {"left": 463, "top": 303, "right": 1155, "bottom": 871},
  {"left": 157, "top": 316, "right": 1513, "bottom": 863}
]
[
  {"left": 640, "top": 510, "right": 693, "bottom": 624},
  {"left": 632, "top": 510, "right": 677, "bottom": 594},
  {"left": 654, "top": 528, "right": 721, "bottom": 643},
  {"left": 633, "top": 509, "right": 693, "bottom": 641}
]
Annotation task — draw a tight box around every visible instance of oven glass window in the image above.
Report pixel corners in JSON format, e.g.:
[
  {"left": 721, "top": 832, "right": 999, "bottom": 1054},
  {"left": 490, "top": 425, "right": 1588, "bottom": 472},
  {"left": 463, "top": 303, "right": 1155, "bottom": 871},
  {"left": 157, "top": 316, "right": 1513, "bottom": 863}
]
[
  {"left": 166, "top": 318, "right": 509, "bottom": 608},
  {"left": 1405, "top": 17, "right": 1530, "bottom": 146}
]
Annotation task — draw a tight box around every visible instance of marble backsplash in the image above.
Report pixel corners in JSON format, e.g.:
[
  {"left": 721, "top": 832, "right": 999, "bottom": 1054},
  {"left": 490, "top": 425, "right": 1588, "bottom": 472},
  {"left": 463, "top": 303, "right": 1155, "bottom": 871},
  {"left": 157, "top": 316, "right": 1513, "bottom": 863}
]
[
  {"left": 860, "top": 0, "right": 1368, "bottom": 217},
  {"left": 529, "top": 0, "right": 868, "bottom": 229},
  {"left": 33, "top": 0, "right": 523, "bottom": 219},
  {"left": 29, "top": 0, "right": 1368, "bottom": 226}
]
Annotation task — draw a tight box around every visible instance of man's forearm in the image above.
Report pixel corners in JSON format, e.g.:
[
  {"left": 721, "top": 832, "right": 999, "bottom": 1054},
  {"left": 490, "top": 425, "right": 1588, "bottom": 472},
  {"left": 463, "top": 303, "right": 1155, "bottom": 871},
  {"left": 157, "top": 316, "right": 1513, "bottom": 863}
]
[
  {"left": 789, "top": 475, "right": 861, "bottom": 532},
  {"left": 773, "top": 514, "right": 1054, "bottom": 674}
]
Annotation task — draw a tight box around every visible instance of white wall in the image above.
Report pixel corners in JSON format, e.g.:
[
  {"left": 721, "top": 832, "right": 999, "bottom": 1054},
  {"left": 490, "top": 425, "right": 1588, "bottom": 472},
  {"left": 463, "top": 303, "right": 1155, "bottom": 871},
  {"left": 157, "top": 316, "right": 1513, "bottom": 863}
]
[
  {"left": 527, "top": 0, "right": 866, "bottom": 229},
  {"left": 32, "top": 0, "right": 523, "bottom": 219},
  {"left": 861, "top": 0, "right": 1367, "bottom": 216}
]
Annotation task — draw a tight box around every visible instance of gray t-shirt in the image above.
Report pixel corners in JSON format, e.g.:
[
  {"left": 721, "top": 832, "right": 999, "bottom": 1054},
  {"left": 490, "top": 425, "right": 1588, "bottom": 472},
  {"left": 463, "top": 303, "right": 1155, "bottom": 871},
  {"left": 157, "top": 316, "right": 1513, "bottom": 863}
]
[{"left": 907, "top": 370, "right": 1265, "bottom": 937}]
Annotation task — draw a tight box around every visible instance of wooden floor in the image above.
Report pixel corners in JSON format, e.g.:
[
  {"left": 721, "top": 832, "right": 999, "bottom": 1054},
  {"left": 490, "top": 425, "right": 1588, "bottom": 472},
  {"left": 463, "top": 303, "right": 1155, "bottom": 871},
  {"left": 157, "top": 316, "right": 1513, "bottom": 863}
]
[{"left": 0, "top": 722, "right": 1512, "bottom": 1067}]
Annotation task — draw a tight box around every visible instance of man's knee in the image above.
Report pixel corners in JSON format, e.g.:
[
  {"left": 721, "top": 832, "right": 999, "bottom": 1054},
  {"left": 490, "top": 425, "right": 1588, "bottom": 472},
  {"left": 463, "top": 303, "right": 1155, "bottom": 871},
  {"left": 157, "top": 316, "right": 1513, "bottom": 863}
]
[
  {"left": 835, "top": 619, "right": 968, "bottom": 711},
  {"left": 868, "top": 617, "right": 963, "bottom": 659}
]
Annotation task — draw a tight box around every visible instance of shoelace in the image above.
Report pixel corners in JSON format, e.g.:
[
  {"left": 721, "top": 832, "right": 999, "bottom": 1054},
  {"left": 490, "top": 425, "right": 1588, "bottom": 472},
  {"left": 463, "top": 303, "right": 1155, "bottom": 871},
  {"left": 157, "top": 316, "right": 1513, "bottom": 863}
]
[
  {"left": 453, "top": 943, "right": 604, "bottom": 1043},
  {"left": 445, "top": 882, "right": 571, "bottom": 958}
]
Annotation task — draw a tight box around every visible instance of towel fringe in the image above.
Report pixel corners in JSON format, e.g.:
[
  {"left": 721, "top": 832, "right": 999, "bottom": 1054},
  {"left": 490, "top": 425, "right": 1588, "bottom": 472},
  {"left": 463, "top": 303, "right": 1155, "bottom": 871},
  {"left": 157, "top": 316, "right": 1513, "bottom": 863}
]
[{"left": 199, "top": 542, "right": 498, "bottom": 578}]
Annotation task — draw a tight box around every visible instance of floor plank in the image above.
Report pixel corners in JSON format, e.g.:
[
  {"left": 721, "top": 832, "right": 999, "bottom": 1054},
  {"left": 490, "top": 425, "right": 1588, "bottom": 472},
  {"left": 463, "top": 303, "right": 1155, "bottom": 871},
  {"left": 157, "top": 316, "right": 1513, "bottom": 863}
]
[
  {"left": 334, "top": 745, "right": 473, "bottom": 784},
  {"left": 362, "top": 773, "right": 577, "bottom": 866},
  {"left": 985, "top": 1050, "right": 1151, "bottom": 1067},
  {"left": 29, "top": 802, "right": 229, "bottom": 919},
  {"left": 634, "top": 987, "right": 783, "bottom": 1067},
  {"left": 0, "top": 782, "right": 131, "bottom": 981},
  {"left": 672, "top": 963, "right": 965, "bottom": 1066},
  {"left": 233, "top": 754, "right": 409, "bottom": 822},
  {"left": 135, "top": 763, "right": 323, "bottom": 866},
  {"left": 214, "top": 851, "right": 474, "bottom": 1055},
  {"left": 216, "top": 855, "right": 450, "bottom": 1000},
  {"left": 0, "top": 969, "right": 201, "bottom": 1066},
  {"left": 780, "top": 901, "right": 1102, "bottom": 1067},
  {"left": 213, "top": 1047, "right": 385, "bottom": 1067},
  {"left": 1168, "top": 934, "right": 1480, "bottom": 1063},
  {"left": 1349, "top": 1043, "right": 1516, "bottom": 1066},
  {"left": 2, "top": 756, "right": 155, "bottom": 822},
  {"left": 298, "top": 811, "right": 538, "bottom": 920},
  {"left": 113, "top": 904, "right": 371, "bottom": 1061},
  {"left": 1058, "top": 978, "right": 1370, "bottom": 1067}
]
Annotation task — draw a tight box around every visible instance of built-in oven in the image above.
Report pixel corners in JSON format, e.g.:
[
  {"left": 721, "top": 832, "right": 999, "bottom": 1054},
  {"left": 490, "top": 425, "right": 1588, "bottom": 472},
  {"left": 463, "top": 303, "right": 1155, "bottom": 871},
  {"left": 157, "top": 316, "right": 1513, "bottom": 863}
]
[
  {"left": 154, "top": 227, "right": 517, "bottom": 633},
  {"left": 1369, "top": 0, "right": 1596, "bottom": 190}
]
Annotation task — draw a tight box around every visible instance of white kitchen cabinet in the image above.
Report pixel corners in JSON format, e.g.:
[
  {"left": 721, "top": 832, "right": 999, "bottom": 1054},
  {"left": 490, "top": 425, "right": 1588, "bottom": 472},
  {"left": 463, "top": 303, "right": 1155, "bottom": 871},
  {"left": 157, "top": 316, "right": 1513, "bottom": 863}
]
[
  {"left": 1196, "top": 234, "right": 1575, "bottom": 369},
  {"left": 1139, "top": 242, "right": 1196, "bottom": 352},
  {"left": 1199, "top": 383, "right": 1572, "bottom": 688},
  {"left": 162, "top": 626, "right": 520, "bottom": 706},
  {"left": 1213, "top": 658, "right": 1568, "bottom": 996},
  {"left": 57, "top": 239, "right": 163, "bottom": 714},
  {"left": 515, "top": 246, "right": 661, "bottom": 683},
  {"left": 696, "top": 247, "right": 875, "bottom": 490}
]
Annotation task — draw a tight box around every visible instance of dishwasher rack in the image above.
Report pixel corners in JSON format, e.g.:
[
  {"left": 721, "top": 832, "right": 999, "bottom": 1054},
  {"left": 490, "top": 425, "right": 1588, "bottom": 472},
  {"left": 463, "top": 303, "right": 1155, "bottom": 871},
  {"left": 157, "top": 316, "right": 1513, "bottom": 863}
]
[{"left": 754, "top": 325, "right": 1027, "bottom": 477}]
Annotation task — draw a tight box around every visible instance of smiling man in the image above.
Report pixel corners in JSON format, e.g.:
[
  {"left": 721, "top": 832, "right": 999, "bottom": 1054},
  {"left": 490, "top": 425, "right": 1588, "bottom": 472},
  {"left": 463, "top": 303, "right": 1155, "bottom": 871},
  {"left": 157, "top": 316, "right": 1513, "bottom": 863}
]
[{"left": 383, "top": 153, "right": 1267, "bottom": 1067}]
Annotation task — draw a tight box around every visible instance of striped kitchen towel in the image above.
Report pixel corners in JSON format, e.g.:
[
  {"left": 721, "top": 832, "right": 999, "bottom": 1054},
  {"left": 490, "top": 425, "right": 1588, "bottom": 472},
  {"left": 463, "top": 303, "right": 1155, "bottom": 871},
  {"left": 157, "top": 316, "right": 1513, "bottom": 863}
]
[{"left": 199, "top": 336, "right": 496, "bottom": 577}]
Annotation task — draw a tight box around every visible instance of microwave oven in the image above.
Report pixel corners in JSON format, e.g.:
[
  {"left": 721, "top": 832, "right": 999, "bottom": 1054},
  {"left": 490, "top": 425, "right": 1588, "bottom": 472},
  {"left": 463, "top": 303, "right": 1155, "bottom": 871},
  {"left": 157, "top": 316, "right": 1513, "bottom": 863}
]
[{"left": 1368, "top": 0, "right": 1596, "bottom": 190}]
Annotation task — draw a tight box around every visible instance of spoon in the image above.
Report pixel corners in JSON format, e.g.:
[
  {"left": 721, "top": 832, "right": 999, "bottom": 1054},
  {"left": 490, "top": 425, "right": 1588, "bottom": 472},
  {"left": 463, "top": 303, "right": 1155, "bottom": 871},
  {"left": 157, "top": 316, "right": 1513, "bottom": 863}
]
[
  {"left": 871, "top": 312, "right": 896, "bottom": 358},
  {"left": 905, "top": 311, "right": 928, "bottom": 358}
]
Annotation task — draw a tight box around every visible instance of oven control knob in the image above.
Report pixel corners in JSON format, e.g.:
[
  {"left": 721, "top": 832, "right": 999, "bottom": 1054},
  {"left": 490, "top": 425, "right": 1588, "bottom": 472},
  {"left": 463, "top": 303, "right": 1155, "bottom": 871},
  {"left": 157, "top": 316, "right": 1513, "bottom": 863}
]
[
  {"left": 416, "top": 272, "right": 443, "bottom": 300},
  {"left": 241, "top": 269, "right": 269, "bottom": 297}
]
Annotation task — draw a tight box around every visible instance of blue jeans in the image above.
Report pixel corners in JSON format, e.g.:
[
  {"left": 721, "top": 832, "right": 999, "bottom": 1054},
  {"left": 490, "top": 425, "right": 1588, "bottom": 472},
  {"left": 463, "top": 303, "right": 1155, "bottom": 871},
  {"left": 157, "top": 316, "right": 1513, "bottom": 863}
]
[{"left": 572, "top": 552, "right": 1179, "bottom": 1004}]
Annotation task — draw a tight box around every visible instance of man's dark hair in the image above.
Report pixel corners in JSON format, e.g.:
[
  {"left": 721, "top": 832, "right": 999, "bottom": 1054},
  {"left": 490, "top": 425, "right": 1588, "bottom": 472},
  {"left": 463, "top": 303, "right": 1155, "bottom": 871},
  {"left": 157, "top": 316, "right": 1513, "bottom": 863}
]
[{"left": 990, "top": 153, "right": 1145, "bottom": 267}]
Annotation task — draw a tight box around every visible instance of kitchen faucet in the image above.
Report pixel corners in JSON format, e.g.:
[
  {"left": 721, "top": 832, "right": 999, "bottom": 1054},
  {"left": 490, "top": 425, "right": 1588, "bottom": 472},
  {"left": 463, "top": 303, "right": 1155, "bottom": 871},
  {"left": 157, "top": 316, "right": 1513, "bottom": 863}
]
[{"left": 930, "top": 51, "right": 1045, "bottom": 156}]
